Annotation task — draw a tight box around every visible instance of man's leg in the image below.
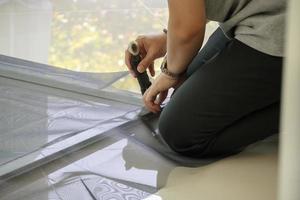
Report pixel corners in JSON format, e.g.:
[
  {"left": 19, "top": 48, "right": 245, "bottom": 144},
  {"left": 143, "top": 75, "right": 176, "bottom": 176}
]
[
  {"left": 158, "top": 39, "right": 282, "bottom": 157},
  {"left": 186, "top": 27, "right": 232, "bottom": 77}
]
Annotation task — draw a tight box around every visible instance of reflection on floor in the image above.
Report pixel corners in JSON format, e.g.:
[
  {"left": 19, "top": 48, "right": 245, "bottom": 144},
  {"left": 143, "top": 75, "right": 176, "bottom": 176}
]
[
  {"left": 158, "top": 137, "right": 278, "bottom": 200},
  {"left": 0, "top": 117, "right": 278, "bottom": 200}
]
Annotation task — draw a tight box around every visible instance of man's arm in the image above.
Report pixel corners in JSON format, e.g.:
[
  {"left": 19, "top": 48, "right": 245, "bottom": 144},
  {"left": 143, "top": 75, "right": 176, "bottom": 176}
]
[{"left": 167, "top": 0, "right": 206, "bottom": 75}]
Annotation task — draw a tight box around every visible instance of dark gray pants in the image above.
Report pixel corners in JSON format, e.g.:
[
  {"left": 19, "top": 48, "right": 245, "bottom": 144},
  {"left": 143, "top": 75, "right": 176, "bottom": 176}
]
[{"left": 158, "top": 28, "right": 283, "bottom": 158}]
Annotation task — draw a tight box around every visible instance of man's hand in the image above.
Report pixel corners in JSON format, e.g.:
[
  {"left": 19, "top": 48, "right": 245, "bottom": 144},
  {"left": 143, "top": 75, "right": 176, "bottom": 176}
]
[
  {"left": 143, "top": 73, "right": 181, "bottom": 113},
  {"left": 125, "top": 33, "right": 167, "bottom": 77}
]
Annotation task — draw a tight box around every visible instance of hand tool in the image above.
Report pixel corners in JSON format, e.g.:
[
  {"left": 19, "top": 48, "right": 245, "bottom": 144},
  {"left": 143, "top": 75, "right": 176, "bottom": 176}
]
[{"left": 127, "top": 41, "right": 152, "bottom": 95}]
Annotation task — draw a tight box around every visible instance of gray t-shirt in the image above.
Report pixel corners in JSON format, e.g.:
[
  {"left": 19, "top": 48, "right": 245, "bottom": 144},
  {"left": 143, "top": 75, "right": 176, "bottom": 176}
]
[{"left": 205, "top": 0, "right": 286, "bottom": 57}]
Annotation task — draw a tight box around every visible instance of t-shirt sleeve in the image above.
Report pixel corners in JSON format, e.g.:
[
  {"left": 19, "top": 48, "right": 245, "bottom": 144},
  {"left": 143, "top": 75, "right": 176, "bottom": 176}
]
[{"left": 205, "top": 0, "right": 247, "bottom": 22}]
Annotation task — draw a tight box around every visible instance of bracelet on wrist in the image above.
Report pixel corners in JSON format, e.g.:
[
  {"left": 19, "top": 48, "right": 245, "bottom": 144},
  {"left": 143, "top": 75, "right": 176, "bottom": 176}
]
[{"left": 160, "top": 56, "right": 185, "bottom": 79}]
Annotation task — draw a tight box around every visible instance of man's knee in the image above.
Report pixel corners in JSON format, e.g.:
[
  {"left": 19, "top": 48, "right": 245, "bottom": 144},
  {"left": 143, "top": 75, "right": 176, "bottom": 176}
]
[
  {"left": 158, "top": 109, "right": 214, "bottom": 156},
  {"left": 158, "top": 113, "right": 183, "bottom": 151}
]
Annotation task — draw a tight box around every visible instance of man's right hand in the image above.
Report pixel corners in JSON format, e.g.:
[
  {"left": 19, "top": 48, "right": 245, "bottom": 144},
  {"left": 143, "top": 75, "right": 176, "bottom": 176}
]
[{"left": 125, "top": 33, "right": 167, "bottom": 78}]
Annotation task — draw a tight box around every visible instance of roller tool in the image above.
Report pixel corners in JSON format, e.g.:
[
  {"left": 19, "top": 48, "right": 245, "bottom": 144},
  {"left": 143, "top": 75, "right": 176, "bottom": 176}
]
[{"left": 127, "top": 41, "right": 152, "bottom": 95}]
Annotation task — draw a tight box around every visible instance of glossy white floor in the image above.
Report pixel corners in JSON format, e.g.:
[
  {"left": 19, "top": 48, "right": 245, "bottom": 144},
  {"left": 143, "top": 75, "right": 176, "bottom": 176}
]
[
  {"left": 0, "top": 132, "right": 278, "bottom": 200},
  {"left": 0, "top": 0, "right": 279, "bottom": 200}
]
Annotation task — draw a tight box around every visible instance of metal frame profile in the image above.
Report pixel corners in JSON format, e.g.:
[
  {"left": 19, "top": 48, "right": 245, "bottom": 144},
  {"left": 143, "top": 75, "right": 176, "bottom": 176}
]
[{"left": 0, "top": 54, "right": 143, "bottom": 106}]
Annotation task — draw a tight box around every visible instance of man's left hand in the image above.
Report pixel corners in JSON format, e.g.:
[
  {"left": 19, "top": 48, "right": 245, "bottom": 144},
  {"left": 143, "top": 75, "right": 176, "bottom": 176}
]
[{"left": 143, "top": 73, "right": 181, "bottom": 113}]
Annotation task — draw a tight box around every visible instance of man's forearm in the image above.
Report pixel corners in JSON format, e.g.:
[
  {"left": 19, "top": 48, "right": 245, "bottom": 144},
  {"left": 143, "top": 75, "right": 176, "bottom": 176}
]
[
  {"left": 166, "top": 0, "right": 206, "bottom": 75},
  {"left": 166, "top": 26, "right": 205, "bottom": 75}
]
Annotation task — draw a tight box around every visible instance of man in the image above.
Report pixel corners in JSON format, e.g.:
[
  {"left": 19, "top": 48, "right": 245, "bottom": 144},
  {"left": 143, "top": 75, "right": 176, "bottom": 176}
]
[{"left": 125, "top": 0, "right": 285, "bottom": 157}]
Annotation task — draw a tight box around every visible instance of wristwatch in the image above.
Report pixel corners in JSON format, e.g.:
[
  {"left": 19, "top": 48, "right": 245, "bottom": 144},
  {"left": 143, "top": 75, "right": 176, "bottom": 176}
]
[{"left": 160, "top": 56, "right": 185, "bottom": 79}]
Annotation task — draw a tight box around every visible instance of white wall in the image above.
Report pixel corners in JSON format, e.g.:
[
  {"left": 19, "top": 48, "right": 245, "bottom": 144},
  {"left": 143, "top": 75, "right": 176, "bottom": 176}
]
[{"left": 278, "top": 0, "right": 300, "bottom": 199}]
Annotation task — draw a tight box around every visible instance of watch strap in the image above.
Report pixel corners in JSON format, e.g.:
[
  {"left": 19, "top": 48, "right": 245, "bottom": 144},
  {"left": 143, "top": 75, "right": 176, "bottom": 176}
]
[{"left": 160, "top": 56, "right": 185, "bottom": 79}]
